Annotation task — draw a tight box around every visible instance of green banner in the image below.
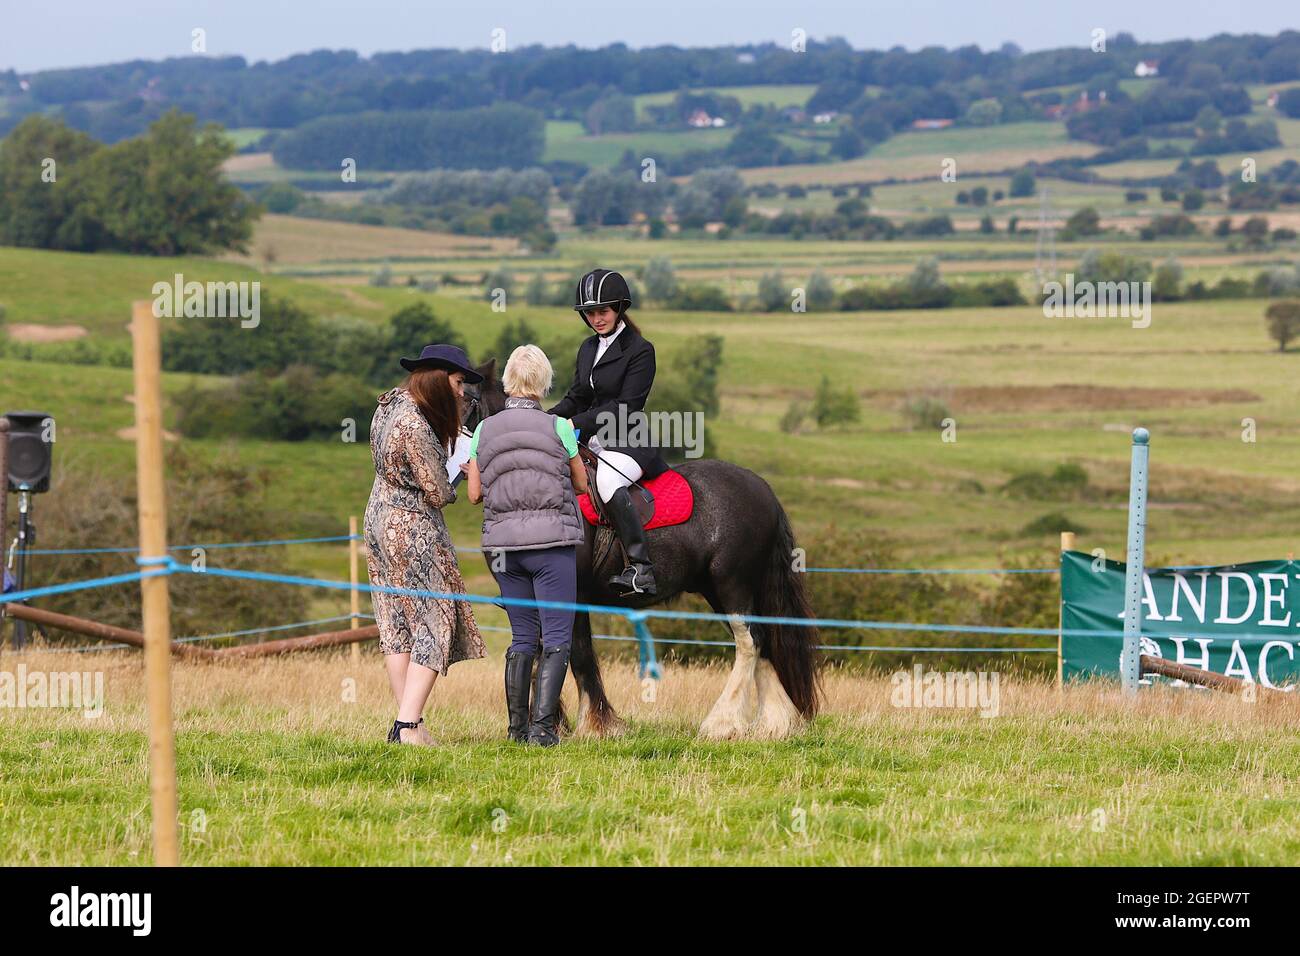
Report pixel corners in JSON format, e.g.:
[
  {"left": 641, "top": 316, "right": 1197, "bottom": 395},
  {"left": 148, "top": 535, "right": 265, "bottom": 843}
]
[{"left": 1060, "top": 550, "right": 1300, "bottom": 688}]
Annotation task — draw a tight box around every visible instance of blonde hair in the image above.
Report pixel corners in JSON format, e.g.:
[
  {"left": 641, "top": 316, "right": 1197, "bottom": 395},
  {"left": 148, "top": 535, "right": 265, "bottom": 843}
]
[{"left": 502, "top": 344, "right": 554, "bottom": 398}]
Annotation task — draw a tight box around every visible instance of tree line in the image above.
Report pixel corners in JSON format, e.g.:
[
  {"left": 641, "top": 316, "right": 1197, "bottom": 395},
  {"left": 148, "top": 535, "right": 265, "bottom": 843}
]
[{"left": 0, "top": 111, "right": 255, "bottom": 254}]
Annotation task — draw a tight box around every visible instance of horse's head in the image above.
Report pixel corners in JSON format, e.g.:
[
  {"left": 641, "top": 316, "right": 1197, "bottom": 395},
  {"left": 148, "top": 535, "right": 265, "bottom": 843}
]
[{"left": 462, "top": 358, "right": 503, "bottom": 434}]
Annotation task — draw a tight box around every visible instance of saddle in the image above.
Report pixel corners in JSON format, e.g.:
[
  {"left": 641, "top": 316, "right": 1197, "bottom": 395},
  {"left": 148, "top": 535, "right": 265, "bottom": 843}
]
[
  {"left": 577, "top": 446, "right": 694, "bottom": 580},
  {"left": 576, "top": 447, "right": 694, "bottom": 530}
]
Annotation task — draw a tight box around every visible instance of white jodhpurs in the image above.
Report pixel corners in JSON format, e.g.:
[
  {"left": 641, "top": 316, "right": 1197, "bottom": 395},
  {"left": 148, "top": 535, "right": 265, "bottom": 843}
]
[{"left": 595, "top": 451, "right": 643, "bottom": 503}]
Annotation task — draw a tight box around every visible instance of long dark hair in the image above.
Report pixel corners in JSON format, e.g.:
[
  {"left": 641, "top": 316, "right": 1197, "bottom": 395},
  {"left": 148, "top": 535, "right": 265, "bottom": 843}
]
[
  {"left": 617, "top": 309, "right": 641, "bottom": 336},
  {"left": 405, "top": 368, "right": 460, "bottom": 451}
]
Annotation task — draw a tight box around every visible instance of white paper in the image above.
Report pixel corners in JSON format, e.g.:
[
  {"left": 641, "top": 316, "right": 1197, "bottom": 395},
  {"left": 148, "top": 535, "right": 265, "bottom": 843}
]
[{"left": 447, "top": 432, "right": 472, "bottom": 486}]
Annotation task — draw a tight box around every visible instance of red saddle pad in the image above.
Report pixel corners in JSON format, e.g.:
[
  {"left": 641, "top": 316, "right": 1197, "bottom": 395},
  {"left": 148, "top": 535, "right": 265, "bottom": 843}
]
[{"left": 578, "top": 469, "right": 694, "bottom": 530}]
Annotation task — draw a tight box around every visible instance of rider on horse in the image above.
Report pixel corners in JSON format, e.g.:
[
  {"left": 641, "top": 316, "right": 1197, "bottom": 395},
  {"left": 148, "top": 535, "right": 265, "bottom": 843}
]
[{"left": 550, "top": 268, "right": 668, "bottom": 597}]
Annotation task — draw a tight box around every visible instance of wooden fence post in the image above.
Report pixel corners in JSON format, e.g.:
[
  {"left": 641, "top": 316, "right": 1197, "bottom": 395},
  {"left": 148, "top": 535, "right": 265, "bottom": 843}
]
[
  {"left": 131, "top": 300, "right": 179, "bottom": 867},
  {"left": 349, "top": 516, "right": 361, "bottom": 665}
]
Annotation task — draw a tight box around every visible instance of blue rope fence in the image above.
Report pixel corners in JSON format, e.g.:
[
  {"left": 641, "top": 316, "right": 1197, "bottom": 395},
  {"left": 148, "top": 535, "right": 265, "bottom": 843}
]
[
  {"left": 5, "top": 534, "right": 1077, "bottom": 675},
  {"left": 1, "top": 554, "right": 1080, "bottom": 679},
  {"left": 21, "top": 533, "right": 1060, "bottom": 575}
]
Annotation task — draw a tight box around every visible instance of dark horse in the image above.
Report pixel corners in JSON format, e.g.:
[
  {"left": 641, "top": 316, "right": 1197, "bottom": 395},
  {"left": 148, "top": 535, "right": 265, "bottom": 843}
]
[{"left": 464, "top": 360, "right": 821, "bottom": 739}]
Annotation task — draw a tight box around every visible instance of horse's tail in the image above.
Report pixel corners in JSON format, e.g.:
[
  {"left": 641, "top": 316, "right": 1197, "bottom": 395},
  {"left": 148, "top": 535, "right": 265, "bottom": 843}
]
[{"left": 756, "top": 503, "right": 822, "bottom": 719}]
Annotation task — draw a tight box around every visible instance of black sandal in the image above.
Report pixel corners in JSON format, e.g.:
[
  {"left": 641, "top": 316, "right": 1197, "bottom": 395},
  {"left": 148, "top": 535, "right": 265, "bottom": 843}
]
[{"left": 387, "top": 717, "right": 424, "bottom": 743}]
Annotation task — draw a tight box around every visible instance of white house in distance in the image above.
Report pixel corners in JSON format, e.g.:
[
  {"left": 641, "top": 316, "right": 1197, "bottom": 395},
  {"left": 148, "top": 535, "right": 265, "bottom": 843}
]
[
  {"left": 687, "top": 110, "right": 727, "bottom": 129},
  {"left": 1134, "top": 60, "right": 1160, "bottom": 78}
]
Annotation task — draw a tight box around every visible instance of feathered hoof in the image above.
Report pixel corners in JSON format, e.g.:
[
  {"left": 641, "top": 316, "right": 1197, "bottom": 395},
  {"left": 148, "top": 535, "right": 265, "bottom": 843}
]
[{"left": 575, "top": 695, "right": 627, "bottom": 738}]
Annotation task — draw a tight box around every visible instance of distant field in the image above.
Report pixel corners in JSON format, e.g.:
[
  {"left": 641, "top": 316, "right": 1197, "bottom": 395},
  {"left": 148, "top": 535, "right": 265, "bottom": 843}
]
[
  {"left": 633, "top": 83, "right": 818, "bottom": 120},
  {"left": 544, "top": 120, "right": 734, "bottom": 166},
  {"left": 1090, "top": 117, "right": 1300, "bottom": 182},
  {"left": 6, "top": 241, "right": 1300, "bottom": 572},
  {"left": 740, "top": 122, "right": 1099, "bottom": 186},
  {"left": 219, "top": 214, "right": 519, "bottom": 267},
  {"left": 221, "top": 127, "right": 270, "bottom": 149}
]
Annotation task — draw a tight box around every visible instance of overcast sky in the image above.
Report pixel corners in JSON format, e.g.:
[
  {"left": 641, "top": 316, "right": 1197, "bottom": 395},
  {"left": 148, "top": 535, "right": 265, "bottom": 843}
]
[{"left": 3, "top": 0, "right": 1296, "bottom": 73}]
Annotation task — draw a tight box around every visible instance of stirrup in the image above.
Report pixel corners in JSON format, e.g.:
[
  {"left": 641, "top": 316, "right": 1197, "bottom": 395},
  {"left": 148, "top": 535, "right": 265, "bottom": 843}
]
[{"left": 610, "top": 564, "right": 655, "bottom": 596}]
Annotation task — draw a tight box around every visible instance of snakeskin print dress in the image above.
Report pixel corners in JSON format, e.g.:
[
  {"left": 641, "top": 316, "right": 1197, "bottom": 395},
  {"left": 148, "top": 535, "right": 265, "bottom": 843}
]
[{"left": 364, "top": 387, "right": 485, "bottom": 674}]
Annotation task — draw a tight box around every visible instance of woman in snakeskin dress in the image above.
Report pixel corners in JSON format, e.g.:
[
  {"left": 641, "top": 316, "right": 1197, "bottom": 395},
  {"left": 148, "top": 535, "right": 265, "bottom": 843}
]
[{"left": 365, "top": 344, "right": 487, "bottom": 745}]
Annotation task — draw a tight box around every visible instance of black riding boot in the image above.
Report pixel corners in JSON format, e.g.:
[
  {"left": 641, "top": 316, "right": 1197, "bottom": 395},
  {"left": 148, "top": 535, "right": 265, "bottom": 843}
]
[
  {"left": 527, "top": 645, "right": 570, "bottom": 747},
  {"left": 604, "top": 487, "right": 658, "bottom": 596},
  {"left": 504, "top": 650, "right": 535, "bottom": 743}
]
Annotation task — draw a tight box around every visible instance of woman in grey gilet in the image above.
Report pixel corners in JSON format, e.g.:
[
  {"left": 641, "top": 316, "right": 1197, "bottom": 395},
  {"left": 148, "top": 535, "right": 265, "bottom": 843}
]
[{"left": 466, "top": 345, "right": 588, "bottom": 746}]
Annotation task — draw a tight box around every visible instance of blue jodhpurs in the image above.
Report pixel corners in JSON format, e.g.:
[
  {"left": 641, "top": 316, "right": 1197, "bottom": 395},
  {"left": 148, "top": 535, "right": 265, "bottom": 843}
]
[{"left": 490, "top": 546, "right": 577, "bottom": 655}]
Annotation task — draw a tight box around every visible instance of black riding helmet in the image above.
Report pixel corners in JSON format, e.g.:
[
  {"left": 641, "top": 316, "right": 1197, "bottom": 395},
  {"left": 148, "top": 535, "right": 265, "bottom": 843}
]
[{"left": 573, "top": 268, "right": 632, "bottom": 331}]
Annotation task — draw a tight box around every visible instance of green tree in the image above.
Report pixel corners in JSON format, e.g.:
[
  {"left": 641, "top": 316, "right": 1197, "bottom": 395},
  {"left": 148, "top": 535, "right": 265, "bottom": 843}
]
[
  {"left": 0, "top": 115, "right": 101, "bottom": 250},
  {"left": 1266, "top": 300, "right": 1300, "bottom": 352},
  {"left": 483, "top": 265, "right": 515, "bottom": 303},
  {"left": 259, "top": 183, "right": 304, "bottom": 214},
  {"left": 673, "top": 334, "right": 724, "bottom": 417},
  {"left": 1063, "top": 206, "right": 1101, "bottom": 239},
  {"left": 807, "top": 270, "right": 836, "bottom": 311},
  {"left": 525, "top": 272, "right": 550, "bottom": 306},
  {"left": 757, "top": 270, "right": 788, "bottom": 312},
  {"left": 386, "top": 302, "right": 467, "bottom": 368},
  {"left": 642, "top": 257, "right": 678, "bottom": 302},
  {"left": 966, "top": 98, "right": 1003, "bottom": 126},
  {"left": 492, "top": 318, "right": 541, "bottom": 364},
  {"left": 1009, "top": 166, "right": 1036, "bottom": 198},
  {"left": 84, "top": 110, "right": 257, "bottom": 255},
  {"left": 584, "top": 94, "right": 637, "bottom": 135},
  {"left": 812, "top": 375, "right": 861, "bottom": 428},
  {"left": 1152, "top": 257, "right": 1184, "bottom": 301},
  {"left": 1076, "top": 248, "right": 1151, "bottom": 286}
]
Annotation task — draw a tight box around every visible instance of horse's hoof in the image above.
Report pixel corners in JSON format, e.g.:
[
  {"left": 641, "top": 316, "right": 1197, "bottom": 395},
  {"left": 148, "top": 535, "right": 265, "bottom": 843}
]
[
  {"left": 750, "top": 660, "right": 803, "bottom": 740},
  {"left": 575, "top": 701, "right": 627, "bottom": 738}
]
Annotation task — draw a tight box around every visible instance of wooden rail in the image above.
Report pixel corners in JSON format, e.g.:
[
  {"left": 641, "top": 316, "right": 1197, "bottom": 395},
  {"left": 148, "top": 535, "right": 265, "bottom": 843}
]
[
  {"left": 2, "top": 602, "right": 220, "bottom": 661},
  {"left": 1140, "top": 653, "right": 1281, "bottom": 698},
  {"left": 0, "top": 602, "right": 377, "bottom": 660}
]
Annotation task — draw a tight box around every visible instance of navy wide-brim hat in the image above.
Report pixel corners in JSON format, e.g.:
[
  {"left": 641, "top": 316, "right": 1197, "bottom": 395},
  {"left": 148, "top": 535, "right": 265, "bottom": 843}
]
[{"left": 399, "top": 344, "right": 484, "bottom": 383}]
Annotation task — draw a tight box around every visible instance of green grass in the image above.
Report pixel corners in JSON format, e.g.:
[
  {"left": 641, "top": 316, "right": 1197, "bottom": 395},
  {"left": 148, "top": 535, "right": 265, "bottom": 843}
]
[
  {"left": 0, "top": 247, "right": 367, "bottom": 335},
  {"left": 221, "top": 127, "right": 270, "bottom": 149},
  {"left": 543, "top": 120, "right": 733, "bottom": 166},
  {"left": 633, "top": 83, "right": 817, "bottom": 121},
  {"left": 6, "top": 656, "right": 1300, "bottom": 865}
]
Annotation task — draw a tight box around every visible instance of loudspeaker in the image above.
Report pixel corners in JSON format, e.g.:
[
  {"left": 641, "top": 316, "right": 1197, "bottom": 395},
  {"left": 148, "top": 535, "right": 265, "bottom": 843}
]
[{"left": 5, "top": 411, "right": 55, "bottom": 493}]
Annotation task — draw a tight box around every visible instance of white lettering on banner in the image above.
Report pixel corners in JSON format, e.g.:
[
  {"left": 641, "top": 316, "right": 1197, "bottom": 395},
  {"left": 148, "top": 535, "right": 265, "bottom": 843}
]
[
  {"left": 1259, "top": 641, "right": 1295, "bottom": 689},
  {"left": 1165, "top": 571, "right": 1209, "bottom": 623},
  {"left": 1170, "top": 637, "right": 1212, "bottom": 670},
  {"left": 1214, "top": 572, "right": 1257, "bottom": 625},
  {"left": 1259, "top": 573, "right": 1292, "bottom": 626},
  {"left": 1224, "top": 640, "right": 1252, "bottom": 682}
]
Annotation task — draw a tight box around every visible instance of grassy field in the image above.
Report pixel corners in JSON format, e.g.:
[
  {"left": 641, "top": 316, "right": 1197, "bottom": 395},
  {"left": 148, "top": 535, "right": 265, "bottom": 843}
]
[
  {"left": 6, "top": 239, "right": 1300, "bottom": 576},
  {"left": 739, "top": 122, "right": 1100, "bottom": 187},
  {"left": 544, "top": 120, "right": 734, "bottom": 167},
  {"left": 4, "top": 166, "right": 1300, "bottom": 869},
  {"left": 632, "top": 83, "right": 818, "bottom": 121},
  {"left": 4, "top": 649, "right": 1300, "bottom": 865}
]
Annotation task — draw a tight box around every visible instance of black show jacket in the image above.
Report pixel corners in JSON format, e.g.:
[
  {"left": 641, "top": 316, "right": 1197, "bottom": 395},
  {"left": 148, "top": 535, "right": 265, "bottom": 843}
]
[{"left": 548, "top": 324, "right": 669, "bottom": 479}]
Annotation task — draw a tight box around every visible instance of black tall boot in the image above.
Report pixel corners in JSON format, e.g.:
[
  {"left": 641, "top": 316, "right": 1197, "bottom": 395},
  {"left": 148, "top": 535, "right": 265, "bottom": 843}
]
[
  {"left": 504, "top": 650, "right": 535, "bottom": 743},
  {"left": 604, "top": 487, "right": 657, "bottom": 596},
  {"left": 528, "top": 645, "right": 570, "bottom": 747}
]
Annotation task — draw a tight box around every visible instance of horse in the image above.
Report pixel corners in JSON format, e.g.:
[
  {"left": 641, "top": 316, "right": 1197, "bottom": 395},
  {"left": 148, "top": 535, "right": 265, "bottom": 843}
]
[{"left": 463, "top": 359, "right": 821, "bottom": 739}]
